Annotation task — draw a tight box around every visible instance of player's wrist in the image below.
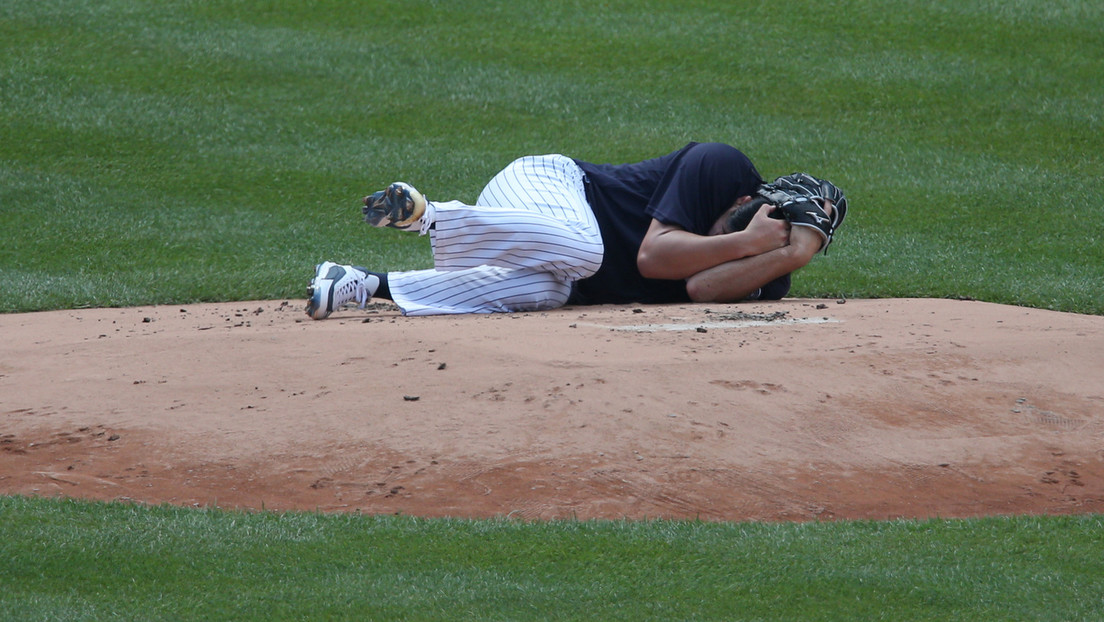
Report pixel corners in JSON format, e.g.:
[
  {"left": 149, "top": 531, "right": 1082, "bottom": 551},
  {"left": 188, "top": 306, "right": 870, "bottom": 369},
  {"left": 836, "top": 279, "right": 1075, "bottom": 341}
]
[
  {"left": 789, "top": 226, "right": 823, "bottom": 259},
  {"left": 731, "top": 227, "right": 784, "bottom": 258}
]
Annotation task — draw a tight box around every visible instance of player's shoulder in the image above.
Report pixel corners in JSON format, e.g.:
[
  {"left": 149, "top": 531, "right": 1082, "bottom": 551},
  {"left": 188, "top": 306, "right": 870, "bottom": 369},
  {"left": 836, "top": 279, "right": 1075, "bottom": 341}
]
[
  {"left": 683, "top": 141, "right": 746, "bottom": 161},
  {"left": 679, "top": 142, "right": 762, "bottom": 183}
]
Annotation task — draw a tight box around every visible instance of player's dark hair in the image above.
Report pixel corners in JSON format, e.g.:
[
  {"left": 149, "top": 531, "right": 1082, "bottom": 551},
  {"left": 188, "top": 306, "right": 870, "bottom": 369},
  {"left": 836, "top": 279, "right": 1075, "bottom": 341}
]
[{"left": 723, "top": 196, "right": 772, "bottom": 234}]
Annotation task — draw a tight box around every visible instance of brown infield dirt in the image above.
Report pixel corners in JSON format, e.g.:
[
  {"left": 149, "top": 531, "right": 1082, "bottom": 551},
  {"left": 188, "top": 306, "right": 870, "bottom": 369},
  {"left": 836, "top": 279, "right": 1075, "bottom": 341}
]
[{"left": 1, "top": 298, "right": 1102, "bottom": 522}]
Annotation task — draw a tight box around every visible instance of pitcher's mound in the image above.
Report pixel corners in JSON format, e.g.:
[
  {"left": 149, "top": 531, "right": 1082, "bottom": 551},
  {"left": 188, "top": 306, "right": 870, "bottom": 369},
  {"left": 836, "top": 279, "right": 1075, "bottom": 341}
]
[{"left": 2, "top": 298, "right": 1101, "bottom": 521}]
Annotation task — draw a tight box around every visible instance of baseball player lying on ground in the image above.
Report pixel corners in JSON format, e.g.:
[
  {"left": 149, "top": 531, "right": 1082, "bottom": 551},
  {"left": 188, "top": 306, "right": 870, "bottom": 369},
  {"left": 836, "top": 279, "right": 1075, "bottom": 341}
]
[{"left": 306, "top": 141, "right": 847, "bottom": 318}]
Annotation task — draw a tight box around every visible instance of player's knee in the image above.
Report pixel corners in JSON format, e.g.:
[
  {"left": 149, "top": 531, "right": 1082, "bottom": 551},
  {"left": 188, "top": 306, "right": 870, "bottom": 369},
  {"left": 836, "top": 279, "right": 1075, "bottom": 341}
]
[
  {"left": 496, "top": 274, "right": 572, "bottom": 312},
  {"left": 576, "top": 252, "right": 603, "bottom": 280},
  {"left": 530, "top": 279, "right": 573, "bottom": 309}
]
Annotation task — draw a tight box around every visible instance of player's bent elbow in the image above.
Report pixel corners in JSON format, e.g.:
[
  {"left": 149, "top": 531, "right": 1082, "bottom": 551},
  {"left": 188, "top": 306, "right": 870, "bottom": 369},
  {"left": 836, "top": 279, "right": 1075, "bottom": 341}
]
[
  {"left": 685, "top": 277, "right": 715, "bottom": 303},
  {"left": 636, "top": 248, "right": 675, "bottom": 280}
]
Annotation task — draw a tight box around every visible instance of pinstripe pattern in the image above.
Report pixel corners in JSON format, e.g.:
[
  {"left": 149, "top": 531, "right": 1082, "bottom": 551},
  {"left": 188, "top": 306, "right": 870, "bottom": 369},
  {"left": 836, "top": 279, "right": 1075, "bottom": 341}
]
[
  {"left": 389, "top": 155, "right": 603, "bottom": 316},
  {"left": 389, "top": 266, "right": 573, "bottom": 316}
]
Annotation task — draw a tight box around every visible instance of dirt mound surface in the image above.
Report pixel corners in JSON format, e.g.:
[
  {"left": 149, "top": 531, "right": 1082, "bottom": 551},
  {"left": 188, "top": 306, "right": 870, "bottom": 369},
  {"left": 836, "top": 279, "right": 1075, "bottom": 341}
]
[{"left": 2, "top": 298, "right": 1102, "bottom": 521}]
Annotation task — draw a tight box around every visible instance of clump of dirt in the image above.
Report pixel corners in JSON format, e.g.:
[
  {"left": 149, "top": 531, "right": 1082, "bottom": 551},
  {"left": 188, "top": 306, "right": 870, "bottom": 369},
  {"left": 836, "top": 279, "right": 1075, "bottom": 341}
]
[{"left": 708, "top": 310, "right": 790, "bottom": 323}]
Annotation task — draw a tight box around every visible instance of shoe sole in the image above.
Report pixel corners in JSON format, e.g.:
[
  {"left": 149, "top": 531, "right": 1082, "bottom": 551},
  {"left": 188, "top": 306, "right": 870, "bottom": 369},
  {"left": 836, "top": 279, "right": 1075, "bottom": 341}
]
[
  {"left": 363, "top": 183, "right": 424, "bottom": 229},
  {"left": 305, "top": 262, "right": 344, "bottom": 320}
]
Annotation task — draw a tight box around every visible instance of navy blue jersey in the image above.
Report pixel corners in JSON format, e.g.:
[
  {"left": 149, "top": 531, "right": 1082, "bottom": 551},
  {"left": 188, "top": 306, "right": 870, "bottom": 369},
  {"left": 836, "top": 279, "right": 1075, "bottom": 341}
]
[{"left": 570, "top": 142, "right": 765, "bottom": 305}]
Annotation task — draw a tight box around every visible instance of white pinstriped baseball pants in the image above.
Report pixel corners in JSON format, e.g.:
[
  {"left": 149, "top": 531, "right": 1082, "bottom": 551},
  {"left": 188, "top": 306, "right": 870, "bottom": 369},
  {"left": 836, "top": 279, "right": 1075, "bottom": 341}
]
[{"left": 388, "top": 154, "right": 604, "bottom": 315}]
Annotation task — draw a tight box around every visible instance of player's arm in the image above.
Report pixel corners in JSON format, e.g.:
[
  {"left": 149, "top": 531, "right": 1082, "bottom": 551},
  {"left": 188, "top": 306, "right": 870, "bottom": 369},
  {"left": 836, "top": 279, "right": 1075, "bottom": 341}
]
[
  {"left": 684, "top": 226, "right": 822, "bottom": 302},
  {"left": 636, "top": 204, "right": 789, "bottom": 280}
]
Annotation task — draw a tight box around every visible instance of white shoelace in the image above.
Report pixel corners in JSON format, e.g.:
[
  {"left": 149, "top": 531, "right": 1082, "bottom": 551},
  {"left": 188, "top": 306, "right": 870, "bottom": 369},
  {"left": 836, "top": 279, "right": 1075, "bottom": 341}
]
[
  {"left": 354, "top": 273, "right": 381, "bottom": 309},
  {"left": 331, "top": 274, "right": 370, "bottom": 311},
  {"left": 355, "top": 280, "right": 371, "bottom": 309}
]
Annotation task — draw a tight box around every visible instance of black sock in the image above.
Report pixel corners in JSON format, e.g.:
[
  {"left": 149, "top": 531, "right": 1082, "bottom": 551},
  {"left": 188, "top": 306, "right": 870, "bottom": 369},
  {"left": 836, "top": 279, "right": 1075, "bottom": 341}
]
[{"left": 368, "top": 271, "right": 391, "bottom": 300}]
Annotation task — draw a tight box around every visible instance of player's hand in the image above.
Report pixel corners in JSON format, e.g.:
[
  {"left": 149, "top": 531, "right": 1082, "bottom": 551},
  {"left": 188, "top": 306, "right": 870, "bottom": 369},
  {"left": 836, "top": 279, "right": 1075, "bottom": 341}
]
[{"left": 738, "top": 203, "right": 791, "bottom": 255}]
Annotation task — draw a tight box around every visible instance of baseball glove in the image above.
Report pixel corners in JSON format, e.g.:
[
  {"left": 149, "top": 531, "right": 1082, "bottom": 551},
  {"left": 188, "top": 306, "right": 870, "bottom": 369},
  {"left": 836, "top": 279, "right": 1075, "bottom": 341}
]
[{"left": 757, "top": 173, "right": 848, "bottom": 252}]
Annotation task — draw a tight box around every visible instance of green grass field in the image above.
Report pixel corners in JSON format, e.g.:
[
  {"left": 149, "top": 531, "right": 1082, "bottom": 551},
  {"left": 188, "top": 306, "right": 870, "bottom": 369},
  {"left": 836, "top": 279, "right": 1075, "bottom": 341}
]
[
  {"left": 2, "top": 0, "right": 1103, "bottom": 619},
  {"left": 3, "top": 0, "right": 1103, "bottom": 314},
  {"left": 3, "top": 496, "right": 1104, "bottom": 621}
]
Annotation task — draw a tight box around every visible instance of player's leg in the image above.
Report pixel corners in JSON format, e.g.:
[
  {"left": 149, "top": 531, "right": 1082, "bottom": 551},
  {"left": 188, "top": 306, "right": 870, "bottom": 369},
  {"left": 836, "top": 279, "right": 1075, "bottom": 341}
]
[
  {"left": 363, "top": 155, "right": 603, "bottom": 281},
  {"left": 428, "top": 202, "right": 602, "bottom": 280},
  {"left": 443, "top": 154, "right": 601, "bottom": 280},
  {"left": 312, "top": 155, "right": 599, "bottom": 318},
  {"left": 307, "top": 262, "right": 574, "bottom": 317},
  {"left": 386, "top": 265, "right": 573, "bottom": 316}
]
